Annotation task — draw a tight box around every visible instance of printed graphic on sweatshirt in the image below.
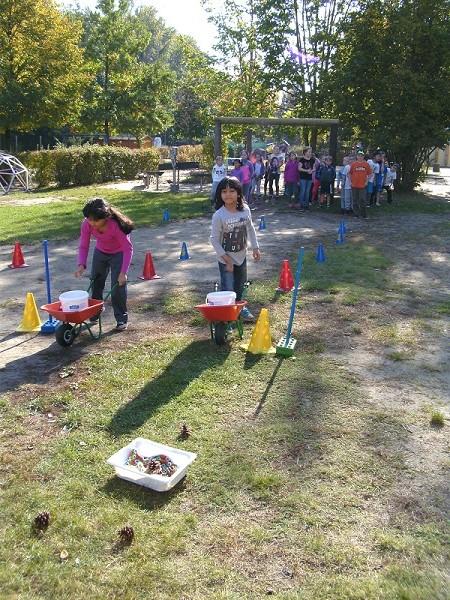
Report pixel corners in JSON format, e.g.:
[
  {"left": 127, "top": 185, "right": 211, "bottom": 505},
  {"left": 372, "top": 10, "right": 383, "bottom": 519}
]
[{"left": 222, "top": 216, "right": 248, "bottom": 253}]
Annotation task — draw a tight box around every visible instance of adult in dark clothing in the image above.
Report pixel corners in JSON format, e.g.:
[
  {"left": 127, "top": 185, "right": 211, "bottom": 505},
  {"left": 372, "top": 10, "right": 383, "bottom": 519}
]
[{"left": 297, "top": 147, "right": 315, "bottom": 210}]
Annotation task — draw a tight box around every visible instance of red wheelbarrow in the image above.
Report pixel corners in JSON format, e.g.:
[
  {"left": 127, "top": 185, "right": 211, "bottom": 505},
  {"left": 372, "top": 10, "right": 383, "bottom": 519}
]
[
  {"left": 194, "top": 301, "right": 247, "bottom": 345},
  {"left": 41, "top": 282, "right": 116, "bottom": 347},
  {"left": 41, "top": 298, "right": 105, "bottom": 347}
]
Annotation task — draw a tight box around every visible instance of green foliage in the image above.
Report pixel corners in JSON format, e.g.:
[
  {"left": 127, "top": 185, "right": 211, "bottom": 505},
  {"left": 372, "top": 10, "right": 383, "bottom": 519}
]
[
  {"left": 331, "top": 0, "right": 450, "bottom": 190},
  {"left": 80, "top": 0, "right": 174, "bottom": 143},
  {"left": 21, "top": 146, "right": 159, "bottom": 188},
  {"left": 18, "top": 150, "right": 56, "bottom": 188},
  {"left": 175, "top": 145, "right": 204, "bottom": 163},
  {"left": 253, "top": 0, "right": 353, "bottom": 134},
  {"left": 0, "top": 0, "right": 87, "bottom": 136},
  {"left": 430, "top": 411, "right": 445, "bottom": 428},
  {"left": 202, "top": 0, "right": 277, "bottom": 141},
  {"left": 201, "top": 136, "right": 228, "bottom": 168}
]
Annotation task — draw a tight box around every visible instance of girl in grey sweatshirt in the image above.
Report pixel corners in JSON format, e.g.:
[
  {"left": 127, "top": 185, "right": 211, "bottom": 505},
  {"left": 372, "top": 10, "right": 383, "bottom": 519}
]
[{"left": 210, "top": 176, "right": 261, "bottom": 320}]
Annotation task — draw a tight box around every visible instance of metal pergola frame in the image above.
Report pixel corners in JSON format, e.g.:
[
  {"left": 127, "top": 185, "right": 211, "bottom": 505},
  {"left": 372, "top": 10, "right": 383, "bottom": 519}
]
[
  {"left": 0, "top": 152, "right": 30, "bottom": 194},
  {"left": 214, "top": 116, "right": 339, "bottom": 163}
]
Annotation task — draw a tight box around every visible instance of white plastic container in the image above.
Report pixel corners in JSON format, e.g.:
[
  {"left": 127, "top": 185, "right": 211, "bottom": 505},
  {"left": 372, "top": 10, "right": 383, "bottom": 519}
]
[
  {"left": 107, "top": 438, "right": 197, "bottom": 492},
  {"left": 206, "top": 291, "right": 236, "bottom": 305},
  {"left": 59, "top": 290, "right": 89, "bottom": 312}
]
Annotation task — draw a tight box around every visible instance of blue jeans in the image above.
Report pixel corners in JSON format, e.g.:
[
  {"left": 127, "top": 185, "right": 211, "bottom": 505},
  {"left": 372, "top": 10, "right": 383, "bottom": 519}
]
[
  {"left": 298, "top": 179, "right": 312, "bottom": 208},
  {"left": 218, "top": 259, "right": 247, "bottom": 301}
]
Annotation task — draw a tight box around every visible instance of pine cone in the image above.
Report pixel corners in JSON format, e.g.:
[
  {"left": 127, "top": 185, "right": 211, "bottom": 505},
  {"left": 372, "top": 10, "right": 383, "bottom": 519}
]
[
  {"left": 118, "top": 525, "right": 134, "bottom": 544},
  {"left": 146, "top": 459, "right": 161, "bottom": 474},
  {"left": 34, "top": 511, "right": 50, "bottom": 531},
  {"left": 179, "top": 423, "right": 191, "bottom": 440}
]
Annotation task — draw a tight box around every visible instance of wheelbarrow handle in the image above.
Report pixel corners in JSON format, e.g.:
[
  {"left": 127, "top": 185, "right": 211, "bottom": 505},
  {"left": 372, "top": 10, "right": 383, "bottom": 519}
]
[{"left": 87, "top": 278, "right": 119, "bottom": 300}]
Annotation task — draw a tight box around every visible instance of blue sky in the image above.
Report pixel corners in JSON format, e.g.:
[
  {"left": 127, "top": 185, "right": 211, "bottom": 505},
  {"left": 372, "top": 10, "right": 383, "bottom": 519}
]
[{"left": 59, "top": 0, "right": 219, "bottom": 53}]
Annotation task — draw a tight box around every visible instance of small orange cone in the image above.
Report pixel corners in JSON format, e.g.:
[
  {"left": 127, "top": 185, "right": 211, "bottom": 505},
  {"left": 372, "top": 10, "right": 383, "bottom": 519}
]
[
  {"left": 138, "top": 252, "right": 160, "bottom": 280},
  {"left": 277, "top": 259, "right": 294, "bottom": 292},
  {"left": 9, "top": 242, "right": 29, "bottom": 269}
]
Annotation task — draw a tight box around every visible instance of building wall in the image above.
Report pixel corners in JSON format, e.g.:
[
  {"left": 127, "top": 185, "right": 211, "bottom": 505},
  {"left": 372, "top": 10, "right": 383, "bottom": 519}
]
[{"left": 430, "top": 145, "right": 450, "bottom": 167}]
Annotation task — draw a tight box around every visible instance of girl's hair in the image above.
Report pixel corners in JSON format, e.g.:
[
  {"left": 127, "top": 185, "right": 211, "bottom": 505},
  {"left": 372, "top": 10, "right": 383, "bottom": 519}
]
[
  {"left": 214, "top": 176, "right": 245, "bottom": 211},
  {"left": 233, "top": 159, "right": 243, "bottom": 166},
  {"left": 288, "top": 152, "right": 297, "bottom": 160},
  {"left": 303, "top": 146, "right": 312, "bottom": 155},
  {"left": 82, "top": 198, "right": 135, "bottom": 235},
  {"left": 270, "top": 157, "right": 279, "bottom": 166}
]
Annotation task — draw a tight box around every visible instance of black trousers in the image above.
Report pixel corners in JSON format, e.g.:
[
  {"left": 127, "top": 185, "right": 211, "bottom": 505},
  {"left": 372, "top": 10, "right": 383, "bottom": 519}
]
[
  {"left": 269, "top": 173, "right": 280, "bottom": 195},
  {"left": 91, "top": 248, "right": 128, "bottom": 323}
]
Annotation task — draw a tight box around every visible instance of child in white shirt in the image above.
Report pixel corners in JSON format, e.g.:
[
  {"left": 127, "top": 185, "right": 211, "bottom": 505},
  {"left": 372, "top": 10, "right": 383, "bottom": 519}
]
[{"left": 211, "top": 156, "right": 227, "bottom": 205}]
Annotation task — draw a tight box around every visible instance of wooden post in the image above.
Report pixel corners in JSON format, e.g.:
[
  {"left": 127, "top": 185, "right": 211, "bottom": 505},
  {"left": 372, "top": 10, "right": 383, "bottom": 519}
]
[
  {"left": 245, "top": 130, "right": 252, "bottom": 153},
  {"left": 329, "top": 124, "right": 338, "bottom": 165},
  {"left": 214, "top": 120, "right": 222, "bottom": 158}
]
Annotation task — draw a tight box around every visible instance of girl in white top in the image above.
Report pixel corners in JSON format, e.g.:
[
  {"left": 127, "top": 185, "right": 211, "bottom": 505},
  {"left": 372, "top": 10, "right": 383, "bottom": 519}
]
[{"left": 210, "top": 176, "right": 261, "bottom": 320}]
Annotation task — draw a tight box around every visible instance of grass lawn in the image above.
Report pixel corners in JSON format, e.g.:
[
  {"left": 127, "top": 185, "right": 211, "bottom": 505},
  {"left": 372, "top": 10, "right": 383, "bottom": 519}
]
[
  {"left": 1, "top": 334, "right": 448, "bottom": 599},
  {"left": 0, "top": 186, "right": 209, "bottom": 244},
  {"left": 0, "top": 187, "right": 449, "bottom": 599}
]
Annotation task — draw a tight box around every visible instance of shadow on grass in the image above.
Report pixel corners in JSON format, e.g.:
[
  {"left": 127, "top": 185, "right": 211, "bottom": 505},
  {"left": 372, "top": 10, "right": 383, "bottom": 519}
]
[
  {"left": 102, "top": 475, "right": 187, "bottom": 511},
  {"left": 254, "top": 356, "right": 284, "bottom": 416},
  {"left": 0, "top": 329, "right": 117, "bottom": 394},
  {"left": 108, "top": 340, "right": 230, "bottom": 437}
]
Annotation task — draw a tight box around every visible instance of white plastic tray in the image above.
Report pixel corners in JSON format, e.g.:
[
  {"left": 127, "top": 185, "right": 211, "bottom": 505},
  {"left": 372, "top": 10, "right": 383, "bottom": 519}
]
[{"left": 107, "top": 437, "right": 197, "bottom": 492}]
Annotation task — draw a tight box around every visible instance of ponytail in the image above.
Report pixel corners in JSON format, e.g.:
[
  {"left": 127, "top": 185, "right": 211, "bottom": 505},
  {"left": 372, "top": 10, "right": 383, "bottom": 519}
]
[
  {"left": 109, "top": 206, "right": 135, "bottom": 235},
  {"left": 82, "top": 198, "right": 135, "bottom": 235}
]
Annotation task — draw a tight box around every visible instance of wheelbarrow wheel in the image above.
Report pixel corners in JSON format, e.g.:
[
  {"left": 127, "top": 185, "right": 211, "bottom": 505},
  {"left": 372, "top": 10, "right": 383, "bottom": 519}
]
[
  {"left": 56, "top": 323, "right": 75, "bottom": 347},
  {"left": 213, "top": 321, "right": 227, "bottom": 346}
]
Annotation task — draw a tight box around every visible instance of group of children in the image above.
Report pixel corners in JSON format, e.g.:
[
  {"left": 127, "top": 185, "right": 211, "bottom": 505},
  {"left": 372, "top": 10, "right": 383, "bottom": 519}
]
[
  {"left": 75, "top": 148, "right": 396, "bottom": 333},
  {"left": 211, "top": 147, "right": 398, "bottom": 215}
]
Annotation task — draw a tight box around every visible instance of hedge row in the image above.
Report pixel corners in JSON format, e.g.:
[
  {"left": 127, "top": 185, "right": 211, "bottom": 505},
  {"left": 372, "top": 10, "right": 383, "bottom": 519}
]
[
  {"left": 20, "top": 146, "right": 160, "bottom": 188},
  {"left": 155, "top": 141, "right": 229, "bottom": 169}
]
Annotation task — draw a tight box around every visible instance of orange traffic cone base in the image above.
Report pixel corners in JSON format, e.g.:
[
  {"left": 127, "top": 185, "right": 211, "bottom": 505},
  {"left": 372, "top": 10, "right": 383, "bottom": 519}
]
[
  {"left": 9, "top": 242, "right": 29, "bottom": 268},
  {"left": 139, "top": 252, "right": 161, "bottom": 280},
  {"left": 277, "top": 259, "right": 294, "bottom": 292}
]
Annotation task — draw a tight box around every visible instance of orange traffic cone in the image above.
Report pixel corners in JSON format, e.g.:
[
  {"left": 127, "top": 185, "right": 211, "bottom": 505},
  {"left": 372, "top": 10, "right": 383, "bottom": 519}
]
[
  {"left": 138, "top": 252, "right": 161, "bottom": 280},
  {"left": 9, "top": 242, "right": 28, "bottom": 269},
  {"left": 277, "top": 259, "right": 294, "bottom": 292}
]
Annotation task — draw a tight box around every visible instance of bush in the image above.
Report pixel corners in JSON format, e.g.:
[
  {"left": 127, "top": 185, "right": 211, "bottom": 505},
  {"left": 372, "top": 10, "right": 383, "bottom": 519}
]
[
  {"left": 19, "top": 150, "right": 56, "bottom": 188},
  {"left": 20, "top": 146, "right": 160, "bottom": 188},
  {"left": 176, "top": 144, "right": 203, "bottom": 163}
]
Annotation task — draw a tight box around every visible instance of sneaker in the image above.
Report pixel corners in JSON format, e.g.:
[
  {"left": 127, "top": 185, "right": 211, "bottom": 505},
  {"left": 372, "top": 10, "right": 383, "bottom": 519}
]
[
  {"left": 116, "top": 322, "right": 128, "bottom": 331},
  {"left": 240, "top": 307, "right": 255, "bottom": 322}
]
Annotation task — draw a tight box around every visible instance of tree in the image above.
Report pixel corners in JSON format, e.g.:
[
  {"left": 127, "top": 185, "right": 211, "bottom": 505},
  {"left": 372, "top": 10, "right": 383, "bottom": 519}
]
[
  {"left": 164, "top": 35, "right": 225, "bottom": 142},
  {"left": 0, "top": 0, "right": 86, "bottom": 147},
  {"left": 136, "top": 6, "right": 230, "bottom": 142},
  {"left": 81, "top": 0, "right": 174, "bottom": 144},
  {"left": 331, "top": 0, "right": 450, "bottom": 189},
  {"left": 202, "top": 0, "right": 277, "bottom": 142},
  {"left": 253, "top": 0, "right": 356, "bottom": 146}
]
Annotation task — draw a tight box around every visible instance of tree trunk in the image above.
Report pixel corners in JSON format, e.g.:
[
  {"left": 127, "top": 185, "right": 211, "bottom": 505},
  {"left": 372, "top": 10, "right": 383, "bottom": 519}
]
[
  {"left": 4, "top": 129, "right": 12, "bottom": 152},
  {"left": 104, "top": 120, "right": 110, "bottom": 146}
]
